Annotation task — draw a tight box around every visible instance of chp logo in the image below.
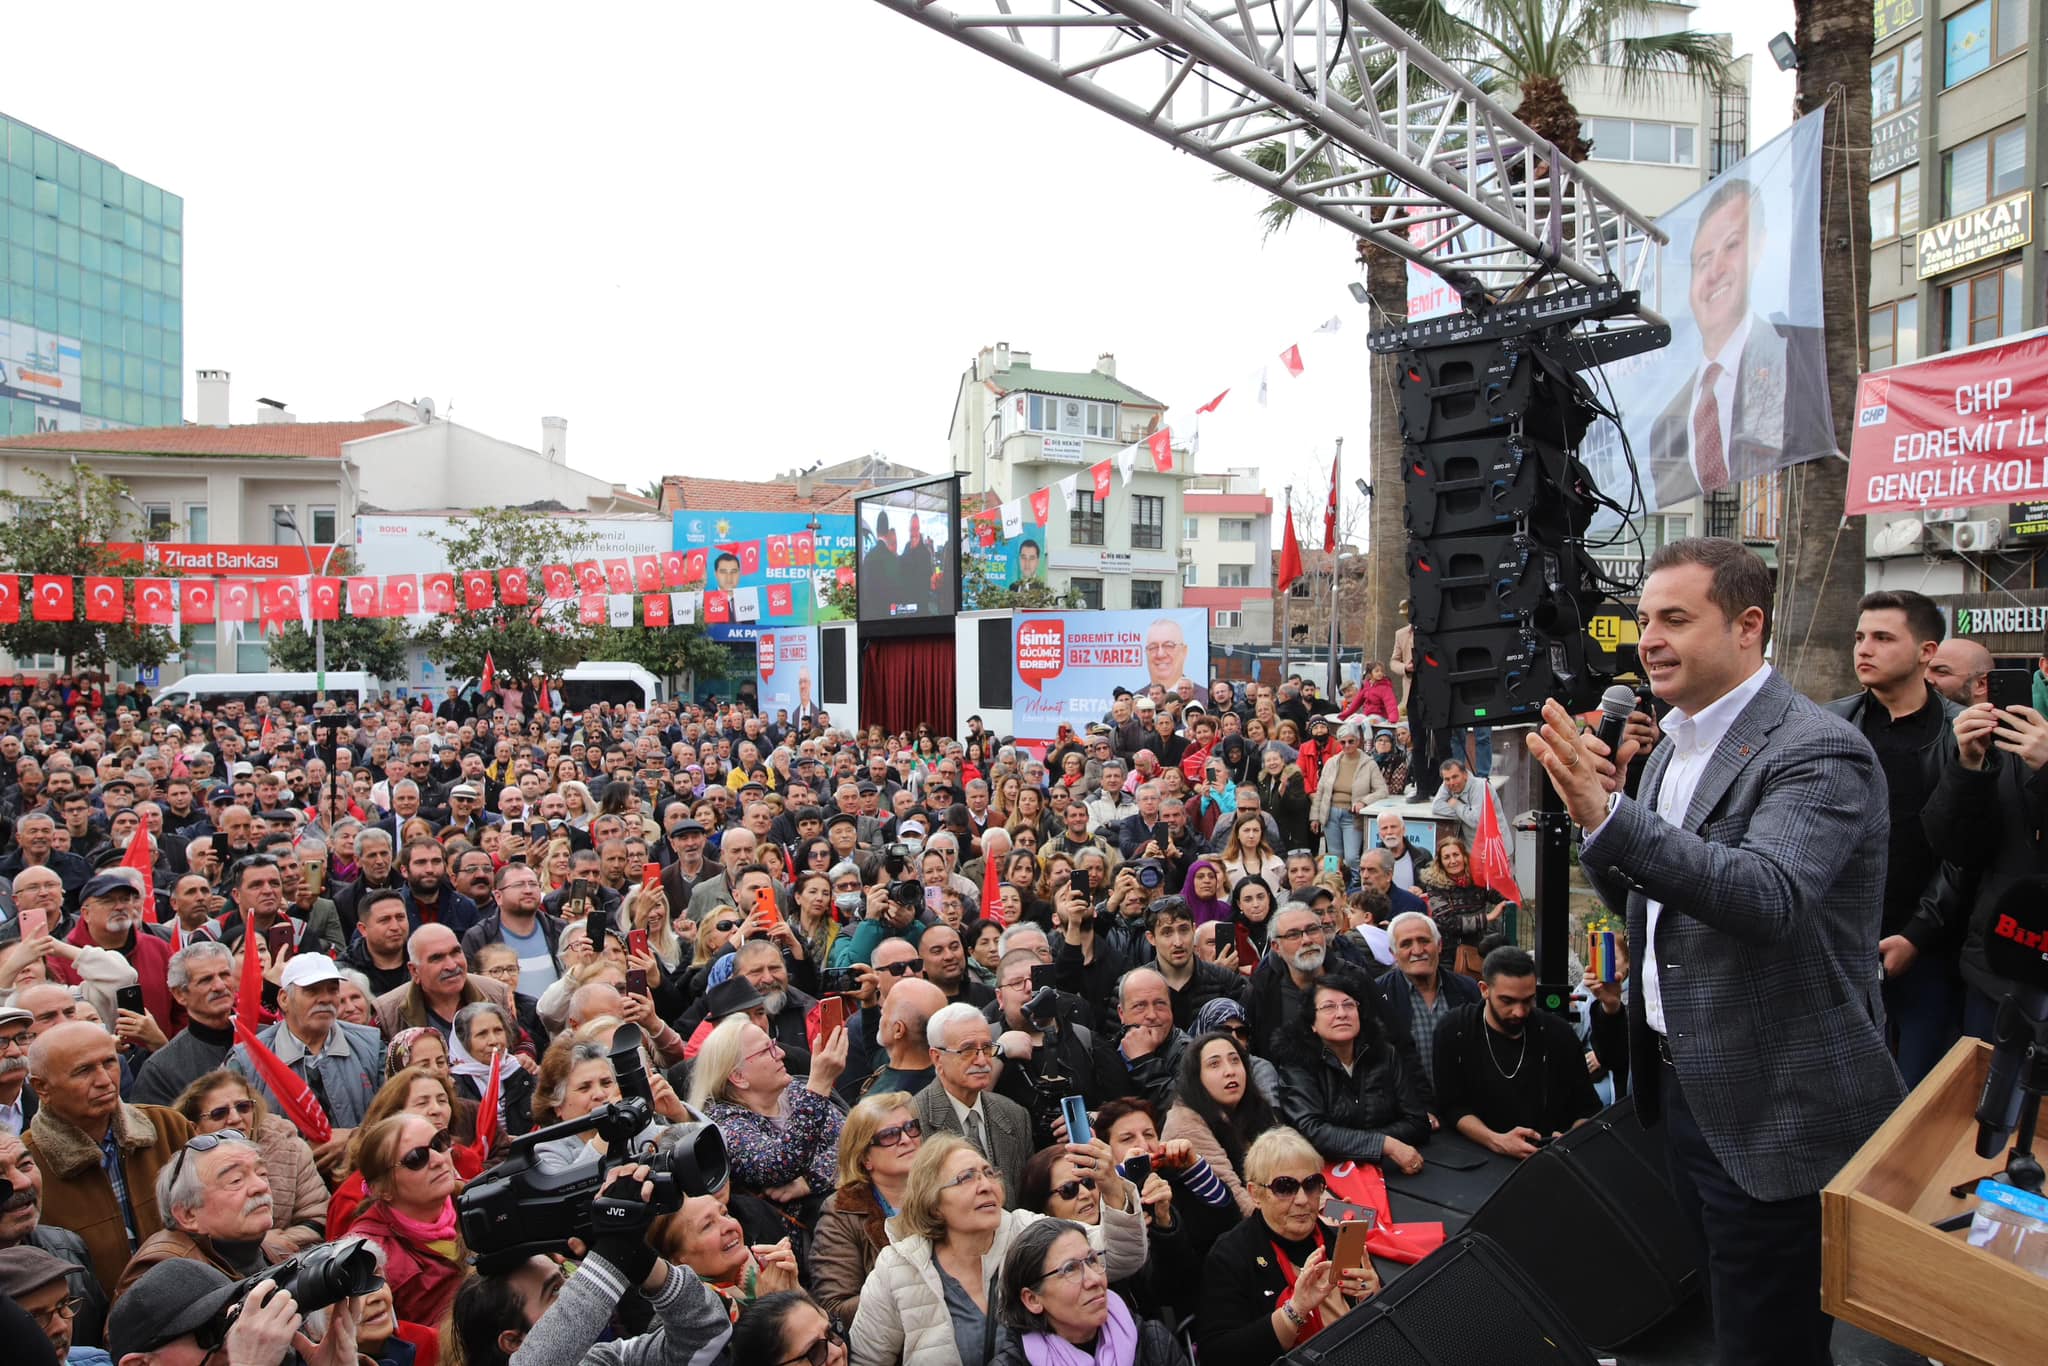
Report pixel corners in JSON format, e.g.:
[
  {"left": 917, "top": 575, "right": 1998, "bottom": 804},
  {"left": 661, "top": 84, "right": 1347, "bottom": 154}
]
[
  {"left": 1857, "top": 376, "right": 1890, "bottom": 429},
  {"left": 758, "top": 634, "right": 778, "bottom": 678},
  {"left": 1016, "top": 620, "right": 1066, "bottom": 692}
]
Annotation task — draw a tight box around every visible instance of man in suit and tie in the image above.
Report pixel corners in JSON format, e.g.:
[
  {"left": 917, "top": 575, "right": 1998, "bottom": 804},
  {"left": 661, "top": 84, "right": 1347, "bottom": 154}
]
[
  {"left": 1526, "top": 537, "right": 1904, "bottom": 1366},
  {"left": 1645, "top": 178, "right": 1834, "bottom": 506},
  {"left": 912, "top": 1002, "right": 1034, "bottom": 1206}
]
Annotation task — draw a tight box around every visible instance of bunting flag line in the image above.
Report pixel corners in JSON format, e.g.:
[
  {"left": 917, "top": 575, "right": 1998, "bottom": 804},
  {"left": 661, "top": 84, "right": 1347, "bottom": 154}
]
[{"left": 1280, "top": 343, "right": 1305, "bottom": 377}]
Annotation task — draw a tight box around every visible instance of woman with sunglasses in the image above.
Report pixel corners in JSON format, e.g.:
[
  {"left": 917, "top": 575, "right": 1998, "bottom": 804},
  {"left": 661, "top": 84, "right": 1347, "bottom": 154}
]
[
  {"left": 327, "top": 1064, "right": 486, "bottom": 1239},
  {"left": 812, "top": 1091, "right": 923, "bottom": 1325},
  {"left": 170, "top": 1070, "right": 327, "bottom": 1260},
  {"left": 1195, "top": 1127, "right": 1375, "bottom": 1365},
  {"left": 1309, "top": 722, "right": 1388, "bottom": 880},
  {"left": 989, "top": 1219, "right": 1191, "bottom": 1366},
  {"left": 347, "top": 1111, "right": 466, "bottom": 1333},
  {"left": 1272, "top": 972, "right": 1427, "bottom": 1177},
  {"left": 848, "top": 1133, "right": 1146, "bottom": 1366},
  {"left": 1163, "top": 1026, "right": 1279, "bottom": 1217},
  {"left": 735, "top": 1291, "right": 850, "bottom": 1366},
  {"left": 690, "top": 1015, "right": 847, "bottom": 1222}
]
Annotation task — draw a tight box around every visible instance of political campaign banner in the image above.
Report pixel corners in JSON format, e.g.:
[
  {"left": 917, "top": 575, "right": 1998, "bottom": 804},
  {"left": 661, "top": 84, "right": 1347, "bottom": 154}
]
[
  {"left": 671, "top": 510, "right": 856, "bottom": 639},
  {"left": 1845, "top": 330, "right": 2048, "bottom": 516},
  {"left": 754, "top": 627, "right": 822, "bottom": 721},
  {"left": 1010, "top": 608, "right": 1207, "bottom": 748}
]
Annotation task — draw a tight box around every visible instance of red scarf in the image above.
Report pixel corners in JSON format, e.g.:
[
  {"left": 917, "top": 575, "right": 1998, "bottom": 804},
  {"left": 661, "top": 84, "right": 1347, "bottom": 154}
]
[{"left": 1269, "top": 1227, "right": 1328, "bottom": 1342}]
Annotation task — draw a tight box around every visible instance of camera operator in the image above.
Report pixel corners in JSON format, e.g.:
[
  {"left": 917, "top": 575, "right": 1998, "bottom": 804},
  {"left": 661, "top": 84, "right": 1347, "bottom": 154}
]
[
  {"left": 106, "top": 1259, "right": 362, "bottom": 1366},
  {"left": 826, "top": 880, "right": 924, "bottom": 972},
  {"left": 989, "top": 949, "right": 1102, "bottom": 1137},
  {"left": 1051, "top": 879, "right": 1128, "bottom": 1008},
  {"left": 1094, "top": 863, "right": 1155, "bottom": 969},
  {"left": 450, "top": 1163, "right": 734, "bottom": 1366}
]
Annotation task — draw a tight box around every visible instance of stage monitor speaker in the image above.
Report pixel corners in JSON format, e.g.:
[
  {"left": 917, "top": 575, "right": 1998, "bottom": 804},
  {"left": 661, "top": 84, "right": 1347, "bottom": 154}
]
[
  {"left": 1463, "top": 1099, "right": 1703, "bottom": 1350},
  {"left": 977, "top": 617, "right": 1012, "bottom": 711},
  {"left": 1290, "top": 1232, "right": 1598, "bottom": 1366},
  {"left": 820, "top": 625, "right": 849, "bottom": 706}
]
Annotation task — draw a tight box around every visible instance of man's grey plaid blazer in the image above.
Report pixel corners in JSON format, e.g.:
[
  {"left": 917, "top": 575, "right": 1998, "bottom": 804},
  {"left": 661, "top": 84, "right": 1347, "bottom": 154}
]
[{"left": 1580, "top": 668, "right": 1906, "bottom": 1202}]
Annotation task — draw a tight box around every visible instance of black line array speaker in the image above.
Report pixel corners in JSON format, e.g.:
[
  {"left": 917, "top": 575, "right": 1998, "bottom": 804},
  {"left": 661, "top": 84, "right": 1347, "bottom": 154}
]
[
  {"left": 820, "top": 624, "right": 849, "bottom": 706},
  {"left": 1463, "top": 1097, "right": 1703, "bottom": 1350},
  {"left": 1290, "top": 1232, "right": 1599, "bottom": 1366},
  {"left": 977, "top": 616, "right": 1012, "bottom": 711}
]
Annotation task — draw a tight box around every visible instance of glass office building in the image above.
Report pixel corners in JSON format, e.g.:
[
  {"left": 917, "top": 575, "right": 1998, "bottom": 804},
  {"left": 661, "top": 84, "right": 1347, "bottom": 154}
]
[{"left": 0, "top": 114, "right": 183, "bottom": 436}]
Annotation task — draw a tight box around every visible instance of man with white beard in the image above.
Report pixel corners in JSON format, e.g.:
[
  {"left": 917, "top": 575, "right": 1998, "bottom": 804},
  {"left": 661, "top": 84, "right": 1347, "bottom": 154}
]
[
  {"left": 46, "top": 874, "right": 177, "bottom": 1044},
  {"left": 731, "top": 938, "right": 818, "bottom": 1058},
  {"left": 1244, "top": 903, "right": 1335, "bottom": 1058},
  {"left": 110, "top": 1130, "right": 282, "bottom": 1299}
]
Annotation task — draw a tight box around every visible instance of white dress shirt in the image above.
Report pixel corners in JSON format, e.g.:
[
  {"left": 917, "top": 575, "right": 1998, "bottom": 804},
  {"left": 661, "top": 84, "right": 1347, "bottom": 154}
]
[
  {"left": 1688, "top": 315, "right": 1752, "bottom": 481},
  {"left": 1590, "top": 664, "right": 1773, "bottom": 1036}
]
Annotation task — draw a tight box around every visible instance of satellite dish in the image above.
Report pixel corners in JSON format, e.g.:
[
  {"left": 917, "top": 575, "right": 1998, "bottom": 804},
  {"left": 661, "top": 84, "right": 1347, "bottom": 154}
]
[
  {"left": 1870, "top": 517, "right": 1926, "bottom": 558},
  {"left": 417, "top": 397, "right": 436, "bottom": 422}
]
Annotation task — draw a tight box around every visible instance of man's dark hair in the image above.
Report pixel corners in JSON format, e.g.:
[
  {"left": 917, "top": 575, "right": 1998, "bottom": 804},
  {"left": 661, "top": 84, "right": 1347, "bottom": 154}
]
[
  {"left": 1857, "top": 589, "right": 1945, "bottom": 646},
  {"left": 402, "top": 836, "right": 444, "bottom": 865},
  {"left": 449, "top": 1267, "right": 532, "bottom": 1366},
  {"left": 227, "top": 854, "right": 279, "bottom": 891},
  {"left": 1481, "top": 944, "right": 1538, "bottom": 983},
  {"left": 1145, "top": 894, "right": 1193, "bottom": 933},
  {"left": 360, "top": 886, "right": 406, "bottom": 919},
  {"left": 1697, "top": 175, "right": 1760, "bottom": 234},
  {"left": 1645, "top": 537, "right": 1775, "bottom": 646}
]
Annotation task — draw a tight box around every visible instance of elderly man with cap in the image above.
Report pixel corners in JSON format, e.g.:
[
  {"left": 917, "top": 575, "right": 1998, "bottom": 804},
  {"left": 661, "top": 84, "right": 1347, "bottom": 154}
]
[
  {"left": 228, "top": 954, "right": 383, "bottom": 1175},
  {"left": 659, "top": 815, "right": 715, "bottom": 908},
  {"left": 111, "top": 1126, "right": 281, "bottom": 1300},
  {"left": 24, "top": 1020, "right": 193, "bottom": 1296},
  {"left": 107, "top": 1257, "right": 362, "bottom": 1366},
  {"left": 444, "top": 781, "right": 499, "bottom": 843},
  {"left": 373, "top": 923, "right": 514, "bottom": 1039},
  {"left": 48, "top": 874, "right": 177, "bottom": 1044},
  {"left": 0, "top": 1128, "right": 110, "bottom": 1351},
  {"left": 1, "top": 1242, "right": 111, "bottom": 1365},
  {"left": 0, "top": 1004, "right": 37, "bottom": 1133}
]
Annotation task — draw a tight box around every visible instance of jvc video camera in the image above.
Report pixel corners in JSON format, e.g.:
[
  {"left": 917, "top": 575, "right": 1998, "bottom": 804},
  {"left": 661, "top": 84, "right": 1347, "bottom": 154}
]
[{"left": 455, "top": 1098, "right": 729, "bottom": 1272}]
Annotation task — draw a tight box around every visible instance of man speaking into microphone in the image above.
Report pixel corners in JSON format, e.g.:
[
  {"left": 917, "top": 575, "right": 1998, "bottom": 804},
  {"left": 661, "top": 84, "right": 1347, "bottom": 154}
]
[{"left": 1525, "top": 538, "right": 1904, "bottom": 1366}]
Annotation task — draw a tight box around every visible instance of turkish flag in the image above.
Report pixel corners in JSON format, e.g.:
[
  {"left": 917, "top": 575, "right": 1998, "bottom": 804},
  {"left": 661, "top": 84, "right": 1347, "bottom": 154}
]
[
  {"left": 578, "top": 593, "right": 605, "bottom": 624},
  {"left": 181, "top": 580, "right": 217, "bottom": 623},
  {"left": 626, "top": 555, "right": 656, "bottom": 593},
  {"left": 462, "top": 570, "right": 495, "bottom": 611},
  {"left": 737, "top": 541, "right": 762, "bottom": 576},
  {"left": 541, "top": 564, "right": 575, "bottom": 599},
  {"left": 260, "top": 579, "right": 300, "bottom": 630},
  {"left": 643, "top": 594, "right": 671, "bottom": 627},
  {"left": 661, "top": 550, "right": 691, "bottom": 589},
  {"left": 603, "top": 559, "right": 633, "bottom": 593},
  {"left": 134, "top": 579, "right": 174, "bottom": 626},
  {"left": 307, "top": 577, "right": 342, "bottom": 621},
  {"left": 766, "top": 584, "right": 794, "bottom": 617},
  {"left": 766, "top": 536, "right": 791, "bottom": 569},
  {"left": 1091, "top": 460, "right": 1113, "bottom": 500},
  {"left": 705, "top": 591, "right": 732, "bottom": 623},
  {"left": 500, "top": 566, "right": 532, "bottom": 605},
  {"left": 422, "top": 573, "right": 455, "bottom": 613},
  {"left": 83, "top": 577, "right": 125, "bottom": 623},
  {"left": 0, "top": 576, "right": 18, "bottom": 623},
  {"left": 1029, "top": 488, "right": 1051, "bottom": 526},
  {"left": 31, "top": 577, "right": 73, "bottom": 622},
  {"left": 575, "top": 561, "right": 605, "bottom": 592},
  {"left": 122, "top": 823, "right": 156, "bottom": 922},
  {"left": 219, "top": 581, "right": 258, "bottom": 623},
  {"left": 383, "top": 575, "right": 419, "bottom": 616},
  {"left": 1148, "top": 428, "right": 1175, "bottom": 472},
  {"left": 346, "top": 577, "right": 379, "bottom": 617},
  {"left": 683, "top": 548, "right": 708, "bottom": 583},
  {"left": 792, "top": 531, "right": 816, "bottom": 567}
]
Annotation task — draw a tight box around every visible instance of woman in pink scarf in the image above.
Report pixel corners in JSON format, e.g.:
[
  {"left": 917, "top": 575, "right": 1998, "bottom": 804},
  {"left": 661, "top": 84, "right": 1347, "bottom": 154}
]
[
  {"left": 346, "top": 1111, "right": 467, "bottom": 1331},
  {"left": 990, "top": 1219, "right": 1190, "bottom": 1366}
]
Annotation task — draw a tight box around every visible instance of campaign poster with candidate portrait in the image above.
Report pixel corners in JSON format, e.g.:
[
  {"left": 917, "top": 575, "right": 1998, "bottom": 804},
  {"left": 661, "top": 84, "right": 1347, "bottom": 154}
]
[
  {"left": 964, "top": 523, "right": 1049, "bottom": 606},
  {"left": 1010, "top": 608, "right": 1208, "bottom": 748},
  {"left": 754, "top": 627, "right": 822, "bottom": 720},
  {"left": 670, "top": 511, "right": 856, "bottom": 635},
  {"left": 1570, "top": 111, "right": 1834, "bottom": 517}
]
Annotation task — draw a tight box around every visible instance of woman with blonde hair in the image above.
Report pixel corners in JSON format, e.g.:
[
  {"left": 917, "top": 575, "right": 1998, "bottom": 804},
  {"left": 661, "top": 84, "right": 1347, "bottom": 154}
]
[
  {"left": 812, "top": 1091, "right": 922, "bottom": 1324},
  {"left": 560, "top": 779, "right": 595, "bottom": 832},
  {"left": 848, "top": 1132, "right": 1148, "bottom": 1366},
  {"left": 691, "top": 1013, "right": 848, "bottom": 1220}
]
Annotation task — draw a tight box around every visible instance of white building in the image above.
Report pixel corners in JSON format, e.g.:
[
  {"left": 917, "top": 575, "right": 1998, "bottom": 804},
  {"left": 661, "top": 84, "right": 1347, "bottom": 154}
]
[{"left": 949, "top": 345, "right": 1189, "bottom": 611}]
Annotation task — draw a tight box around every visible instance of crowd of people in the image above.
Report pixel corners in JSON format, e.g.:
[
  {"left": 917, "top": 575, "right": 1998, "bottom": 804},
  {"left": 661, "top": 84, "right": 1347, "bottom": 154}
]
[{"left": 0, "top": 533, "right": 2020, "bottom": 1366}]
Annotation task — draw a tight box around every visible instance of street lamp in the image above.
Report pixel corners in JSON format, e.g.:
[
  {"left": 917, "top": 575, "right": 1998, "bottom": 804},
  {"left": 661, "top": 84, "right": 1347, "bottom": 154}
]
[{"left": 272, "top": 508, "right": 324, "bottom": 701}]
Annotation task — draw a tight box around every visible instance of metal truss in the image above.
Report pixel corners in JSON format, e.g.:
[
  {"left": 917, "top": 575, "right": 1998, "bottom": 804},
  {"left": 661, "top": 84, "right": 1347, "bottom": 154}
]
[{"left": 870, "top": 0, "right": 1667, "bottom": 323}]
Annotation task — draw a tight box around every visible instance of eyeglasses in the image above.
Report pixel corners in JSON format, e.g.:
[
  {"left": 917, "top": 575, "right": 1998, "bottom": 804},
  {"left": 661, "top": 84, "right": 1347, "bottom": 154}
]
[
  {"left": 943, "top": 1163, "right": 1002, "bottom": 1191},
  {"left": 713, "top": 919, "right": 740, "bottom": 934},
  {"left": 777, "top": 1323, "right": 847, "bottom": 1366},
  {"left": 1313, "top": 999, "right": 1359, "bottom": 1017},
  {"left": 743, "top": 1039, "right": 787, "bottom": 1066},
  {"left": 0, "top": 1029, "right": 31, "bottom": 1049},
  {"left": 1035, "top": 1249, "right": 1108, "bottom": 1287},
  {"left": 936, "top": 1041, "right": 996, "bottom": 1060},
  {"left": 1256, "top": 1173, "right": 1328, "bottom": 1200},
  {"left": 26, "top": 1295, "right": 83, "bottom": 1329},
  {"left": 1285, "top": 849, "right": 1314, "bottom": 859},
  {"left": 1270, "top": 925, "right": 1325, "bottom": 944},
  {"left": 200, "top": 1098, "right": 257, "bottom": 1125},
  {"left": 398, "top": 1129, "right": 455, "bottom": 1171},
  {"left": 167, "top": 1128, "right": 249, "bottom": 1193},
  {"left": 869, "top": 1118, "right": 923, "bottom": 1149},
  {"left": 878, "top": 960, "right": 920, "bottom": 977},
  {"left": 1051, "top": 1175, "right": 1098, "bottom": 1202}
]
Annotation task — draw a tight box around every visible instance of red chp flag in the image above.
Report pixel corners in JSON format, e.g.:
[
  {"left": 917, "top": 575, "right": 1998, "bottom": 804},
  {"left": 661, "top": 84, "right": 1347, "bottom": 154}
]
[
  {"left": 1029, "top": 488, "right": 1051, "bottom": 526},
  {"left": 578, "top": 593, "right": 605, "bottom": 624},
  {"left": 462, "top": 570, "right": 495, "bottom": 611},
  {"left": 122, "top": 823, "right": 156, "bottom": 922},
  {"left": 1091, "top": 460, "right": 1114, "bottom": 500},
  {"left": 1280, "top": 343, "right": 1305, "bottom": 377},
  {"left": 766, "top": 584, "right": 793, "bottom": 617},
  {"left": 1470, "top": 783, "right": 1524, "bottom": 904},
  {"left": 231, "top": 1012, "right": 332, "bottom": 1145},
  {"left": 83, "top": 577, "right": 125, "bottom": 623},
  {"left": 32, "top": 576, "right": 73, "bottom": 622},
  {"left": 1323, "top": 449, "right": 1340, "bottom": 553},
  {"left": 1845, "top": 332, "right": 2048, "bottom": 516},
  {"left": 643, "top": 594, "right": 671, "bottom": 627},
  {"left": 1147, "top": 428, "right": 1174, "bottom": 472},
  {"left": 1277, "top": 508, "right": 1305, "bottom": 593}
]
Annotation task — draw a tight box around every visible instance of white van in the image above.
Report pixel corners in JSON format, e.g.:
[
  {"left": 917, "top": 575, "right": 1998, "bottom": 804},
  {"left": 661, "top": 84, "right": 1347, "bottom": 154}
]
[
  {"left": 152, "top": 671, "right": 383, "bottom": 711},
  {"left": 461, "top": 661, "right": 661, "bottom": 712}
]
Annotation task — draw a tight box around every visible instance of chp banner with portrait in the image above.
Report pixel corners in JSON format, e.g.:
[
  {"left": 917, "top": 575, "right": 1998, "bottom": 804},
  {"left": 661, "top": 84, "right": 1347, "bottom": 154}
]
[
  {"left": 670, "top": 510, "right": 856, "bottom": 637},
  {"left": 1575, "top": 110, "right": 1835, "bottom": 515},
  {"left": 754, "top": 627, "right": 822, "bottom": 721},
  {"left": 1844, "top": 329, "right": 2048, "bottom": 516},
  {"left": 1010, "top": 608, "right": 1207, "bottom": 750}
]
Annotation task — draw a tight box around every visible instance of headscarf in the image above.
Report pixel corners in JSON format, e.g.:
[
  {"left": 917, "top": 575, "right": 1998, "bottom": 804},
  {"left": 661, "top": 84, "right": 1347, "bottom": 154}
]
[
  {"left": 1193, "top": 995, "right": 1249, "bottom": 1037},
  {"left": 1179, "top": 858, "right": 1231, "bottom": 926},
  {"left": 384, "top": 1027, "right": 437, "bottom": 1077}
]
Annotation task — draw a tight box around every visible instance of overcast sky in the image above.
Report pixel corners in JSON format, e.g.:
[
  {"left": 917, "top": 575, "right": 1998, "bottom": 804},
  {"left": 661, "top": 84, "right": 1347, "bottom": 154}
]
[{"left": 7, "top": 1, "right": 1797, "bottom": 516}]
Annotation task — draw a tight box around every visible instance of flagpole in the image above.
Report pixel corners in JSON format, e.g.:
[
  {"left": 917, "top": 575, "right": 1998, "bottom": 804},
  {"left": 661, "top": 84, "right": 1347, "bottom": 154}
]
[
  {"left": 1327, "top": 439, "right": 1342, "bottom": 694},
  {"left": 1279, "top": 484, "right": 1292, "bottom": 681}
]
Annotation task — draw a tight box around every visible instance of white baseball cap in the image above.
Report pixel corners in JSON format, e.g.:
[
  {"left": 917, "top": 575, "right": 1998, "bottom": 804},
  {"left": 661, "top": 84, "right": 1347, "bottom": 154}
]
[{"left": 277, "top": 953, "right": 342, "bottom": 990}]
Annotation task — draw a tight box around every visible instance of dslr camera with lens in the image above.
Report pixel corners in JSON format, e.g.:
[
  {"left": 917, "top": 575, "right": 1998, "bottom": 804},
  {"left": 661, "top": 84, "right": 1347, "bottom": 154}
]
[
  {"left": 456, "top": 1099, "right": 729, "bottom": 1272},
  {"left": 222, "top": 1236, "right": 383, "bottom": 1321}
]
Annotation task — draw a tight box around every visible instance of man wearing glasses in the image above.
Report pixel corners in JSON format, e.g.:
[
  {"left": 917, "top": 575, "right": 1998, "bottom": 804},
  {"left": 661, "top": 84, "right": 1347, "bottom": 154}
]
[
  {"left": 1242, "top": 904, "right": 1334, "bottom": 1059},
  {"left": 912, "top": 1003, "right": 1034, "bottom": 1203},
  {"left": 461, "top": 863, "right": 563, "bottom": 998},
  {"left": 0, "top": 1243, "right": 101, "bottom": 1365},
  {"left": 0, "top": 1131, "right": 110, "bottom": 1352}
]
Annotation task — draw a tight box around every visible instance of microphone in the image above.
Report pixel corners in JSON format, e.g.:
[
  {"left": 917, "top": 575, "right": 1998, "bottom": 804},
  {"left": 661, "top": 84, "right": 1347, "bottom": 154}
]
[
  {"left": 1593, "top": 684, "right": 1637, "bottom": 761},
  {"left": 1972, "top": 877, "right": 2048, "bottom": 1157}
]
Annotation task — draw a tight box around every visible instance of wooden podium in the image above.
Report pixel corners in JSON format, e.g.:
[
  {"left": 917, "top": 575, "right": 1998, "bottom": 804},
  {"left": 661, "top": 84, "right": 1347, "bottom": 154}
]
[{"left": 1823, "top": 1037, "right": 2048, "bottom": 1365}]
